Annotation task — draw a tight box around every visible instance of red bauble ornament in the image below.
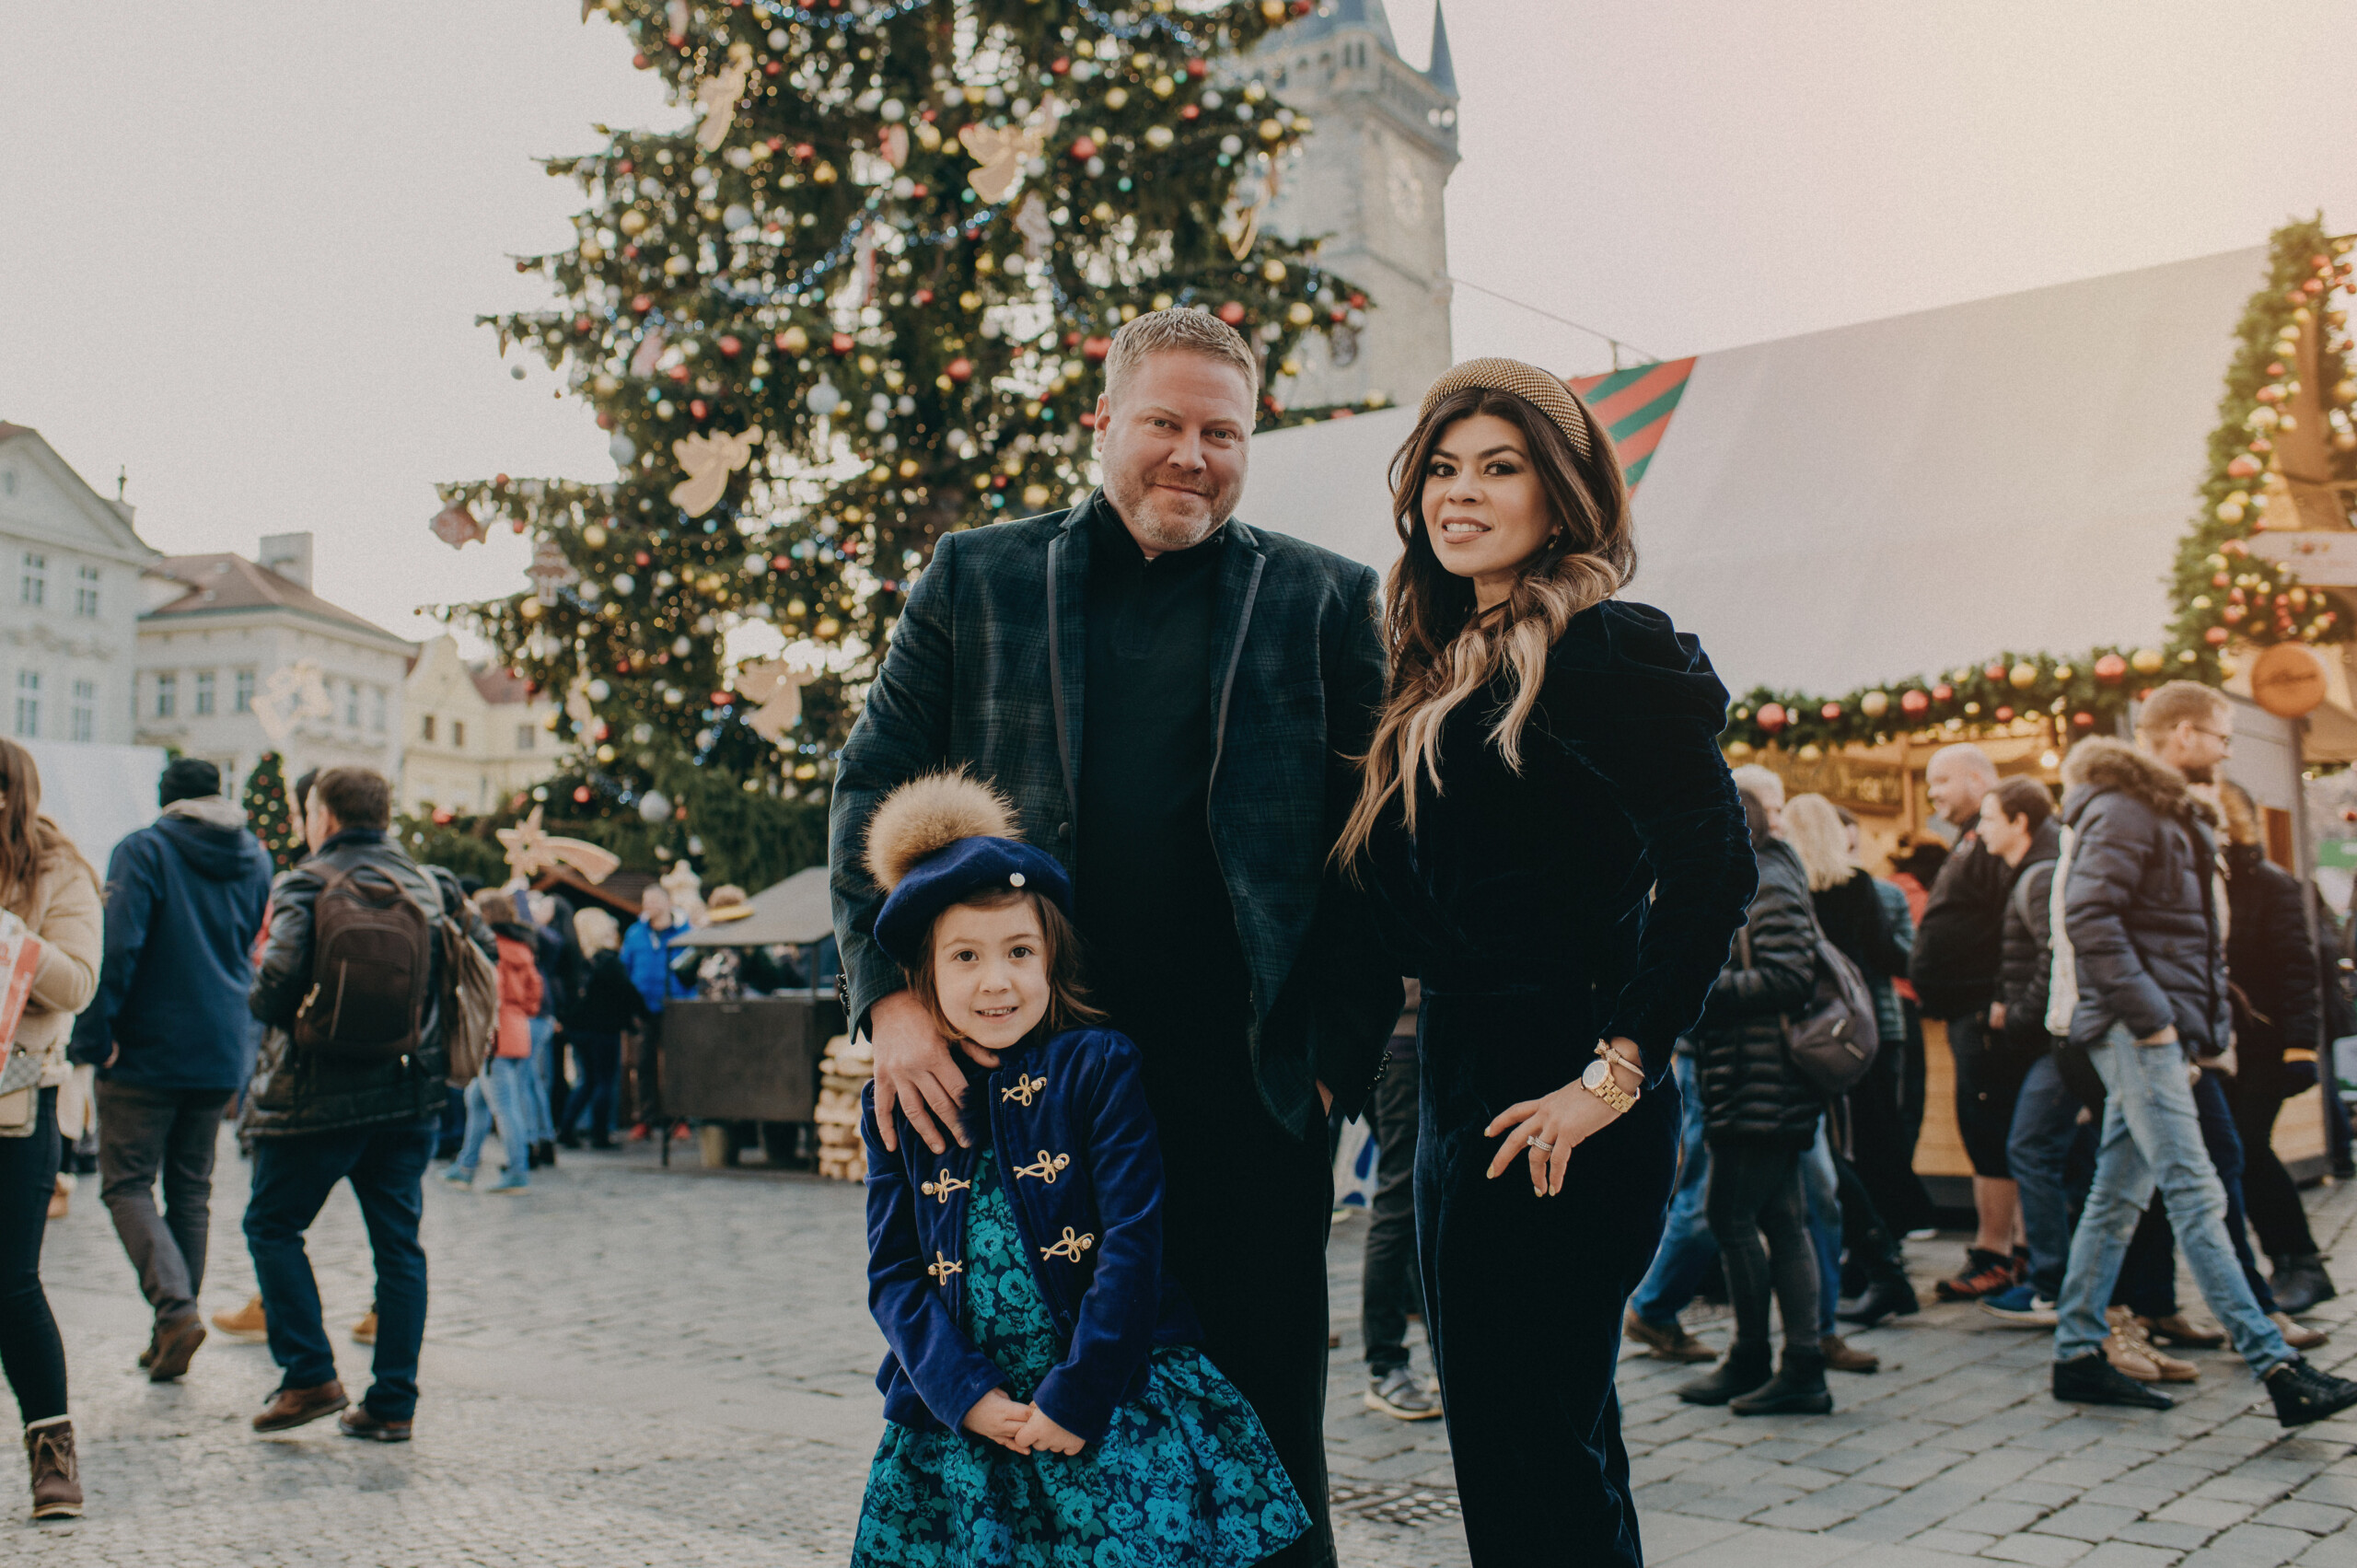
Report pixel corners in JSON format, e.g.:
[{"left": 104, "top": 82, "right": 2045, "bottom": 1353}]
[
  {"left": 1933, "top": 684, "right": 1954, "bottom": 702},
  {"left": 632, "top": 52, "right": 651, "bottom": 69},
  {"left": 718, "top": 335, "right": 742, "bottom": 357},
  {"left": 2227, "top": 454, "right": 2261, "bottom": 478},
  {"left": 1899, "top": 689, "right": 1931, "bottom": 716},
  {"left": 912, "top": 288, "right": 934, "bottom": 306},
  {"left": 1050, "top": 56, "right": 1070, "bottom": 75},
  {"left": 831, "top": 332, "right": 854, "bottom": 354},
  {"left": 574, "top": 315, "right": 593, "bottom": 333},
  {"left": 573, "top": 785, "right": 593, "bottom": 804},
  {"left": 689, "top": 400, "right": 708, "bottom": 420},
  {"left": 1757, "top": 703, "right": 1787, "bottom": 733},
  {"left": 2094, "top": 653, "right": 2128, "bottom": 683},
  {"left": 947, "top": 358, "right": 973, "bottom": 382},
  {"left": 2073, "top": 712, "right": 2096, "bottom": 727},
  {"left": 1181, "top": 105, "right": 1199, "bottom": 120},
  {"left": 633, "top": 551, "right": 652, "bottom": 566},
  {"left": 2204, "top": 627, "right": 2229, "bottom": 646},
  {"left": 631, "top": 295, "right": 653, "bottom": 314},
  {"left": 1070, "top": 136, "right": 1098, "bottom": 160},
  {"left": 596, "top": 412, "right": 615, "bottom": 430},
  {"left": 763, "top": 60, "right": 780, "bottom": 75},
  {"left": 1983, "top": 662, "right": 2006, "bottom": 680},
  {"left": 1217, "top": 301, "right": 1247, "bottom": 326},
  {"left": 1082, "top": 336, "right": 1112, "bottom": 361},
  {"left": 1820, "top": 702, "right": 1842, "bottom": 721},
  {"left": 1994, "top": 706, "right": 2014, "bottom": 722}
]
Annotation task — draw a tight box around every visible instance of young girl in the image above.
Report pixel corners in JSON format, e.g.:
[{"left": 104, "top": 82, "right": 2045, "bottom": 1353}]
[{"left": 853, "top": 772, "right": 1308, "bottom": 1567}]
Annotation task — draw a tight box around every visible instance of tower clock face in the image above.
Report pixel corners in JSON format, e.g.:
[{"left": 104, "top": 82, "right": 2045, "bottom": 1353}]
[{"left": 1387, "top": 154, "right": 1425, "bottom": 226}]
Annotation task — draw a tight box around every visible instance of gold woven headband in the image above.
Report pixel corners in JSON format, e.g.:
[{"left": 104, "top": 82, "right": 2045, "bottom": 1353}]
[{"left": 1417, "top": 357, "right": 1595, "bottom": 459}]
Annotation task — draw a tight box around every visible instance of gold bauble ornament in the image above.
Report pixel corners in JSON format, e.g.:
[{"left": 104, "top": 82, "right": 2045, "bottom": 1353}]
[
  {"left": 2008, "top": 662, "right": 2038, "bottom": 689},
  {"left": 1860, "top": 691, "right": 1889, "bottom": 718},
  {"left": 1797, "top": 744, "right": 1824, "bottom": 761},
  {"left": 2131, "top": 647, "right": 2165, "bottom": 675},
  {"left": 1724, "top": 740, "right": 1755, "bottom": 761}
]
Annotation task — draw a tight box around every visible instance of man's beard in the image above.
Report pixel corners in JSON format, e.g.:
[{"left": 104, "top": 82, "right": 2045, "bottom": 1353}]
[
  {"left": 2180, "top": 762, "right": 2215, "bottom": 785},
  {"left": 1107, "top": 470, "right": 1235, "bottom": 553}
]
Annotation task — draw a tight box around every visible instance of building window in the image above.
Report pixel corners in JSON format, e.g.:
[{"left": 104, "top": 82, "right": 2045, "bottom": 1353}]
[
  {"left": 452, "top": 720, "right": 466, "bottom": 749},
  {"left": 370, "top": 687, "right": 386, "bottom": 733},
  {"left": 73, "top": 566, "right": 99, "bottom": 619},
  {"left": 194, "top": 670, "right": 216, "bottom": 716},
  {"left": 344, "top": 682, "right": 360, "bottom": 726},
  {"left": 155, "top": 672, "right": 176, "bottom": 719},
  {"left": 421, "top": 714, "right": 435, "bottom": 742},
  {"left": 18, "top": 553, "right": 42, "bottom": 609},
  {"left": 70, "top": 679, "right": 93, "bottom": 743},
  {"left": 233, "top": 669, "right": 254, "bottom": 714},
  {"left": 13, "top": 672, "right": 36, "bottom": 739},
  {"left": 517, "top": 723, "right": 536, "bottom": 752}
]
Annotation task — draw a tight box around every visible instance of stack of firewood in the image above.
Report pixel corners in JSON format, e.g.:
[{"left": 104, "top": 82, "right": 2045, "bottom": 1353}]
[{"left": 815, "top": 1032, "right": 872, "bottom": 1181}]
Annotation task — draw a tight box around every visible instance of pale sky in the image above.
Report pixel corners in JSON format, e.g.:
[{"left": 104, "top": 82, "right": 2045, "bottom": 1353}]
[{"left": 5, "top": 0, "right": 2352, "bottom": 647}]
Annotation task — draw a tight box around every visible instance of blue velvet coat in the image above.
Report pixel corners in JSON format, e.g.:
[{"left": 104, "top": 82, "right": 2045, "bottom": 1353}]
[{"left": 861, "top": 1027, "right": 1202, "bottom": 1443}]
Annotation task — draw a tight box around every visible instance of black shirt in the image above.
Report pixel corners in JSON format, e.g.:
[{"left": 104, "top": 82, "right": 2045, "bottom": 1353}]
[{"left": 1073, "top": 501, "right": 1256, "bottom": 1115}]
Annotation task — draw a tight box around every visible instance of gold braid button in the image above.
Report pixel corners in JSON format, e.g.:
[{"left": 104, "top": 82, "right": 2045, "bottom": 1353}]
[
  {"left": 920, "top": 1170, "right": 972, "bottom": 1204},
  {"left": 1000, "top": 1073, "right": 1048, "bottom": 1107},
  {"left": 1040, "top": 1227, "right": 1095, "bottom": 1262},
  {"left": 926, "top": 1251, "right": 963, "bottom": 1283},
  {"left": 1014, "top": 1149, "right": 1071, "bottom": 1185}
]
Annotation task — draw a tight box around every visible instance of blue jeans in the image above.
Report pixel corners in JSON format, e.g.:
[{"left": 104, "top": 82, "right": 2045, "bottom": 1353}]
[
  {"left": 526, "top": 1016, "right": 558, "bottom": 1144},
  {"left": 455, "top": 1058, "right": 537, "bottom": 1177},
  {"left": 1630, "top": 1053, "right": 1713, "bottom": 1323},
  {"left": 2007, "top": 1052, "right": 2081, "bottom": 1299},
  {"left": 243, "top": 1118, "right": 435, "bottom": 1421},
  {"left": 1802, "top": 1121, "right": 1840, "bottom": 1337},
  {"left": 2054, "top": 1026, "right": 2291, "bottom": 1376}
]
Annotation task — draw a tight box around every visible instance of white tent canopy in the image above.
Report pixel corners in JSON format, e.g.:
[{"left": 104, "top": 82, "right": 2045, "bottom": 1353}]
[{"left": 1244, "top": 247, "right": 2265, "bottom": 699}]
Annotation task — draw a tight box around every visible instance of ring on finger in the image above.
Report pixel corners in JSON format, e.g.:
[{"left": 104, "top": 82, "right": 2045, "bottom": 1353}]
[{"left": 1528, "top": 1135, "right": 1555, "bottom": 1153}]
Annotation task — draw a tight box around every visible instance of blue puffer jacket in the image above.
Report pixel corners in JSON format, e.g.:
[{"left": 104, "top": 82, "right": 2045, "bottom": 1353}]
[
  {"left": 69, "top": 797, "right": 273, "bottom": 1090},
  {"left": 2060, "top": 738, "right": 2230, "bottom": 1058},
  {"left": 861, "top": 1027, "right": 1201, "bottom": 1443}
]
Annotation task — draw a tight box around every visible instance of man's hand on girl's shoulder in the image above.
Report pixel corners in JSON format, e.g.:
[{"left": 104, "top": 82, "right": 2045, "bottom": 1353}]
[{"left": 869, "top": 990, "right": 992, "bottom": 1155}]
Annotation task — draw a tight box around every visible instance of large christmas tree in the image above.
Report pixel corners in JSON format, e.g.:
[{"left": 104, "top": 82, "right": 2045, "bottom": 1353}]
[
  {"left": 242, "top": 750, "right": 305, "bottom": 871},
  {"left": 435, "top": 0, "right": 1363, "bottom": 816}
]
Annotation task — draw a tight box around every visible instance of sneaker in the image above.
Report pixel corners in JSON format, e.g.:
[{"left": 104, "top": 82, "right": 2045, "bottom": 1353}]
[
  {"left": 440, "top": 1165, "right": 475, "bottom": 1189},
  {"left": 253, "top": 1379, "right": 349, "bottom": 1433},
  {"left": 351, "top": 1312, "right": 377, "bottom": 1347},
  {"left": 2137, "top": 1312, "right": 2225, "bottom": 1349},
  {"left": 2270, "top": 1311, "right": 2328, "bottom": 1352},
  {"left": 1980, "top": 1284, "right": 2059, "bottom": 1327},
  {"left": 338, "top": 1404, "right": 412, "bottom": 1442},
  {"left": 2054, "top": 1352, "right": 2172, "bottom": 1410},
  {"left": 485, "top": 1168, "right": 529, "bottom": 1194},
  {"left": 1623, "top": 1310, "right": 1718, "bottom": 1363},
  {"left": 24, "top": 1417, "right": 80, "bottom": 1519},
  {"left": 2265, "top": 1357, "right": 2357, "bottom": 1428},
  {"left": 210, "top": 1295, "right": 268, "bottom": 1343},
  {"left": 2108, "top": 1307, "right": 2198, "bottom": 1382},
  {"left": 147, "top": 1312, "right": 206, "bottom": 1383},
  {"left": 1364, "top": 1365, "right": 1442, "bottom": 1421},
  {"left": 1935, "top": 1249, "right": 2017, "bottom": 1302}
]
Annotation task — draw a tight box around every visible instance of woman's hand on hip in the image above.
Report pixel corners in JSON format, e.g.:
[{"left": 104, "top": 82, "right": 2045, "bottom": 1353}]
[{"left": 1484, "top": 1050, "right": 1640, "bottom": 1197}]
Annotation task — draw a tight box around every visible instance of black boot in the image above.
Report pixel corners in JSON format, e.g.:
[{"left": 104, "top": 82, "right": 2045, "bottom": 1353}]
[
  {"left": 1837, "top": 1274, "right": 1919, "bottom": 1328},
  {"left": 1677, "top": 1341, "right": 1772, "bottom": 1406},
  {"left": 1731, "top": 1343, "right": 1832, "bottom": 1415},
  {"left": 2266, "top": 1357, "right": 2357, "bottom": 1428},
  {"left": 2269, "top": 1254, "right": 2338, "bottom": 1318},
  {"left": 2053, "top": 1352, "right": 2172, "bottom": 1410},
  {"left": 556, "top": 1130, "right": 583, "bottom": 1152}
]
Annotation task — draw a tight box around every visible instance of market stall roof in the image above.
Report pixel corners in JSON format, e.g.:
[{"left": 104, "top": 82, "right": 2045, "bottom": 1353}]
[
  {"left": 677, "top": 865, "right": 835, "bottom": 947},
  {"left": 1245, "top": 245, "right": 2266, "bottom": 697}
]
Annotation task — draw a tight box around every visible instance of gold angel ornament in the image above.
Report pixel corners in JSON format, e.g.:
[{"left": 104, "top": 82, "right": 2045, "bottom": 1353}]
[{"left": 668, "top": 426, "right": 761, "bottom": 517}]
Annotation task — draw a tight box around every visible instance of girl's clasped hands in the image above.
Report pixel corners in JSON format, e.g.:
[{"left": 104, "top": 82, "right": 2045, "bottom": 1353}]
[{"left": 963, "top": 1388, "right": 1085, "bottom": 1456}]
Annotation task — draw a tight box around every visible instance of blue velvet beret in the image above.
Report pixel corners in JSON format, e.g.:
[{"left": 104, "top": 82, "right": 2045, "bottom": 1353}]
[{"left": 872, "top": 836, "right": 1074, "bottom": 966}]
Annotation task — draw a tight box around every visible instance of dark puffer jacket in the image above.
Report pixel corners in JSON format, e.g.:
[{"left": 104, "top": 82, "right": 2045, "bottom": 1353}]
[
  {"left": 247, "top": 830, "right": 490, "bottom": 1138},
  {"left": 1908, "top": 830, "right": 2012, "bottom": 1019},
  {"left": 2223, "top": 842, "right": 2321, "bottom": 1098},
  {"left": 2059, "top": 738, "right": 2229, "bottom": 1058},
  {"left": 1695, "top": 834, "right": 1823, "bottom": 1149},
  {"left": 1994, "top": 819, "right": 2062, "bottom": 1052}
]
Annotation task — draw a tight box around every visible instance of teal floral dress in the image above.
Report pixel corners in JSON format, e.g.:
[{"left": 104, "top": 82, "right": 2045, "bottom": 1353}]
[{"left": 853, "top": 1152, "right": 1308, "bottom": 1567}]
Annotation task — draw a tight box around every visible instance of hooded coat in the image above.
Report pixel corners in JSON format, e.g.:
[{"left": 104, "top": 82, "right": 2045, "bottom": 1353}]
[
  {"left": 2059, "top": 738, "right": 2229, "bottom": 1058},
  {"left": 70, "top": 796, "right": 273, "bottom": 1091},
  {"left": 1692, "top": 835, "right": 1824, "bottom": 1148},
  {"left": 1994, "top": 818, "right": 2063, "bottom": 1052}
]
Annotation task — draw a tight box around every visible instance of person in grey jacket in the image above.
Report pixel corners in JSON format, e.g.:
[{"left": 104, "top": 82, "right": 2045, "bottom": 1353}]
[{"left": 2049, "top": 684, "right": 2357, "bottom": 1426}]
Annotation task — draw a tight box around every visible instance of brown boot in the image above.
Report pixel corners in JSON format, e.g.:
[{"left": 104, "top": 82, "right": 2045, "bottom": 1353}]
[
  {"left": 2271, "top": 1311, "right": 2329, "bottom": 1352},
  {"left": 1624, "top": 1309, "right": 1718, "bottom": 1363},
  {"left": 211, "top": 1295, "right": 267, "bottom": 1343},
  {"left": 252, "top": 1380, "right": 348, "bottom": 1433},
  {"left": 147, "top": 1313, "right": 206, "bottom": 1383},
  {"left": 1820, "top": 1333, "right": 1879, "bottom": 1374},
  {"left": 2138, "top": 1312, "right": 2225, "bottom": 1349},
  {"left": 337, "top": 1405, "right": 412, "bottom": 1443},
  {"left": 25, "top": 1417, "right": 79, "bottom": 1520},
  {"left": 351, "top": 1311, "right": 377, "bottom": 1346},
  {"left": 2110, "top": 1307, "right": 2199, "bottom": 1382}
]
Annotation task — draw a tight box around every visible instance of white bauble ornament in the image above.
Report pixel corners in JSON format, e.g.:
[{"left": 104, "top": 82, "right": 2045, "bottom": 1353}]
[
  {"left": 609, "top": 434, "right": 637, "bottom": 466},
  {"left": 807, "top": 377, "right": 843, "bottom": 416},
  {"left": 638, "top": 790, "right": 671, "bottom": 823}
]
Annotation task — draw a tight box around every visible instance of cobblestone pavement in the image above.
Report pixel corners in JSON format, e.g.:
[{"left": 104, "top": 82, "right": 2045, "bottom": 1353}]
[{"left": 16, "top": 1127, "right": 2357, "bottom": 1566}]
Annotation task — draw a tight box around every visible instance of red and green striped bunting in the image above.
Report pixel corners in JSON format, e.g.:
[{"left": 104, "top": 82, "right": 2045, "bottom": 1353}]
[{"left": 1567, "top": 356, "right": 1697, "bottom": 488}]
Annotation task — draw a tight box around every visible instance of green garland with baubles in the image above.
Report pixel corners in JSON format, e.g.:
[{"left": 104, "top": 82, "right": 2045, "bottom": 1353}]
[{"left": 1721, "top": 216, "right": 2357, "bottom": 757}]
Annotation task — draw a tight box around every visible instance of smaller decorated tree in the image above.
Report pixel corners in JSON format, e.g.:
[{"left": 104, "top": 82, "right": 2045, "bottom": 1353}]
[{"left": 242, "top": 751, "right": 305, "bottom": 871}]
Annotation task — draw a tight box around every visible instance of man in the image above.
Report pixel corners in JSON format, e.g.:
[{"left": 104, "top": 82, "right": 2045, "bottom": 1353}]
[
  {"left": 68, "top": 759, "right": 271, "bottom": 1383},
  {"left": 1909, "top": 741, "right": 2026, "bottom": 1300},
  {"left": 830, "top": 308, "right": 1399, "bottom": 1567},
  {"left": 618, "top": 883, "right": 690, "bottom": 1132},
  {"left": 244, "top": 767, "right": 478, "bottom": 1440},
  {"left": 2049, "top": 682, "right": 2357, "bottom": 1424}
]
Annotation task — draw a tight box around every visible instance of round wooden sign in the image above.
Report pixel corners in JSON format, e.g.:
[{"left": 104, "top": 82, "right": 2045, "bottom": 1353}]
[{"left": 2249, "top": 641, "right": 2329, "bottom": 718}]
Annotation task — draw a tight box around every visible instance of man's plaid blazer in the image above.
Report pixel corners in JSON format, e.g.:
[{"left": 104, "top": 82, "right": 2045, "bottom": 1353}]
[{"left": 829, "top": 491, "right": 1403, "bottom": 1137}]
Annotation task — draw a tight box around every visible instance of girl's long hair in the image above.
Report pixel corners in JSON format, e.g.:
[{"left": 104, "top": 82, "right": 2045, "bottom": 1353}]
[
  {"left": 1334, "top": 385, "right": 1633, "bottom": 869},
  {"left": 1782, "top": 794, "right": 1862, "bottom": 893},
  {"left": 0, "top": 738, "right": 94, "bottom": 917}
]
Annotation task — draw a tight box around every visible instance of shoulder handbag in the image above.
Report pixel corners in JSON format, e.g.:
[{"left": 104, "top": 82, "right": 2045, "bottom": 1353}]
[{"left": 1739, "top": 911, "right": 1882, "bottom": 1097}]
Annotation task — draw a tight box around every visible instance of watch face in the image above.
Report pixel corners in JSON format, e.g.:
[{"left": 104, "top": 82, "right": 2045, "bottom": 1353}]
[{"left": 1582, "top": 1059, "right": 1608, "bottom": 1089}]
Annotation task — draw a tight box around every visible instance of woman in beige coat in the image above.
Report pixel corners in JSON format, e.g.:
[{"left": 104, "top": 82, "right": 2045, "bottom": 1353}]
[{"left": 0, "top": 740, "right": 102, "bottom": 1519}]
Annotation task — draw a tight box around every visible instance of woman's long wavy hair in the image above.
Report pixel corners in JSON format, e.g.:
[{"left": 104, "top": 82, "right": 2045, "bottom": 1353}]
[
  {"left": 1334, "top": 385, "right": 1634, "bottom": 870},
  {"left": 0, "top": 738, "right": 93, "bottom": 917}
]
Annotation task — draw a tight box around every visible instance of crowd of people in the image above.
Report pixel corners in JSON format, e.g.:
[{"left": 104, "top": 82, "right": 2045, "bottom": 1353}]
[{"left": 1625, "top": 686, "right": 2353, "bottom": 1426}]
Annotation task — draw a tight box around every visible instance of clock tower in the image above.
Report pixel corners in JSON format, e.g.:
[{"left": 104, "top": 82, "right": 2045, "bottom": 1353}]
[{"left": 1251, "top": 0, "right": 1460, "bottom": 412}]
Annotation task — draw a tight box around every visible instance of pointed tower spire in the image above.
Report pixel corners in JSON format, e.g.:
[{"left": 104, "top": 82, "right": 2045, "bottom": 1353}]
[{"left": 1424, "top": 1, "right": 1457, "bottom": 97}]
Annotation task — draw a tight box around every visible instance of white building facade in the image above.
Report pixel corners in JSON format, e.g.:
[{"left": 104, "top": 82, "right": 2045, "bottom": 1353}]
[
  {"left": 135, "top": 533, "right": 414, "bottom": 797},
  {"left": 0, "top": 424, "right": 160, "bottom": 747},
  {"left": 400, "top": 634, "right": 561, "bottom": 817}
]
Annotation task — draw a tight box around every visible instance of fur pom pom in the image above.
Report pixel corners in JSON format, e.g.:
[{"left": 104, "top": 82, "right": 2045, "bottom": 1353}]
[{"left": 864, "top": 771, "right": 1019, "bottom": 891}]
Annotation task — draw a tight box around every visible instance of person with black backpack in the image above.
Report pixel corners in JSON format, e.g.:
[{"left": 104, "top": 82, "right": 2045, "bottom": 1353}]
[
  {"left": 1678, "top": 790, "right": 1832, "bottom": 1416},
  {"left": 242, "top": 767, "right": 493, "bottom": 1442}
]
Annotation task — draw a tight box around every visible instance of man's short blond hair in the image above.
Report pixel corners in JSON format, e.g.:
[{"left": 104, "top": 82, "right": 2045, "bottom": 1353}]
[
  {"left": 2136, "top": 679, "right": 2230, "bottom": 739},
  {"left": 1102, "top": 308, "right": 1260, "bottom": 405}
]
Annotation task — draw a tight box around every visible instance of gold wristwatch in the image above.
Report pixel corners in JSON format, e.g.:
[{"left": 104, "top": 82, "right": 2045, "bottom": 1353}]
[{"left": 1580, "top": 1047, "right": 1639, "bottom": 1115}]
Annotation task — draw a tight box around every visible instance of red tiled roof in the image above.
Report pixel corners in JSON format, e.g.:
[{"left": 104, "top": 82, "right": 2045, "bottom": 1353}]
[{"left": 144, "top": 552, "right": 407, "bottom": 644}]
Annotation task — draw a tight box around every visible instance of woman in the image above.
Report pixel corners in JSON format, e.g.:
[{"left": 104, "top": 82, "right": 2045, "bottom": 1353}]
[
  {"left": 1676, "top": 791, "right": 1830, "bottom": 1414},
  {"left": 0, "top": 740, "right": 101, "bottom": 1518},
  {"left": 1347, "top": 359, "right": 1754, "bottom": 1564},
  {"left": 558, "top": 908, "right": 644, "bottom": 1150}
]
